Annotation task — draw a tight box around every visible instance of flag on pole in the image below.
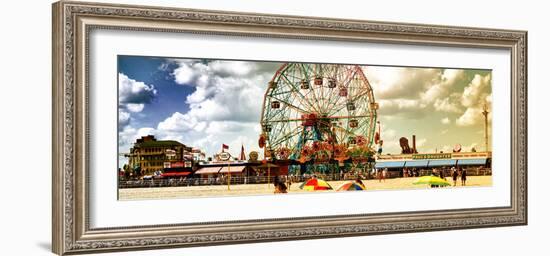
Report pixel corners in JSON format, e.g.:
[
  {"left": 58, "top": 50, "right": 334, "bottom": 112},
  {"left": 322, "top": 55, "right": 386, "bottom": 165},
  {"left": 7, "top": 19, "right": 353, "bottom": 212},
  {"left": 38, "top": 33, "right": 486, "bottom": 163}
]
[
  {"left": 222, "top": 144, "right": 229, "bottom": 152},
  {"left": 240, "top": 144, "right": 246, "bottom": 161}
]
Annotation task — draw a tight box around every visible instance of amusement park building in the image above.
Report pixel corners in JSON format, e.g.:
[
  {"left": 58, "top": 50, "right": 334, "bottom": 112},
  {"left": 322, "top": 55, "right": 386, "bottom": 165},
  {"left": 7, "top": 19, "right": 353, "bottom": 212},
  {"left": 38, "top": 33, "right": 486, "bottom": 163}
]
[
  {"left": 194, "top": 161, "right": 286, "bottom": 179},
  {"left": 375, "top": 151, "right": 492, "bottom": 176},
  {"left": 127, "top": 135, "right": 194, "bottom": 174}
]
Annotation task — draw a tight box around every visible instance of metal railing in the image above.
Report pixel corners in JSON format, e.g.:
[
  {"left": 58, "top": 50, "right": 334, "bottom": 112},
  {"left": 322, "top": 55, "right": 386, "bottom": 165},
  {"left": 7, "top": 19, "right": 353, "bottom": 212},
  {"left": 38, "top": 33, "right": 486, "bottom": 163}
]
[
  {"left": 119, "top": 174, "right": 356, "bottom": 189},
  {"left": 118, "top": 168, "right": 491, "bottom": 189}
]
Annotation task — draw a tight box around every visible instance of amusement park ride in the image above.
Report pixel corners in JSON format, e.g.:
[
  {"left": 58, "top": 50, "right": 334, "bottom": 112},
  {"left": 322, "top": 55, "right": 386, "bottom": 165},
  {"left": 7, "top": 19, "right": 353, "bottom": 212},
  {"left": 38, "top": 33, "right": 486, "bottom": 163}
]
[{"left": 259, "top": 63, "right": 379, "bottom": 175}]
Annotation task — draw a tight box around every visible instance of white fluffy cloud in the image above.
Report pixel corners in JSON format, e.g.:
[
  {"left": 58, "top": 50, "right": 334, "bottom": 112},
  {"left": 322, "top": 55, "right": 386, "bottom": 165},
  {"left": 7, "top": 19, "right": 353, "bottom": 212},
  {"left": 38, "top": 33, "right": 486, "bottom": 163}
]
[
  {"left": 368, "top": 66, "right": 491, "bottom": 128},
  {"left": 420, "top": 69, "right": 464, "bottom": 103},
  {"left": 157, "top": 112, "right": 205, "bottom": 133},
  {"left": 172, "top": 60, "right": 273, "bottom": 122},
  {"left": 365, "top": 67, "right": 473, "bottom": 119},
  {"left": 365, "top": 67, "right": 441, "bottom": 100},
  {"left": 118, "top": 126, "right": 156, "bottom": 153},
  {"left": 456, "top": 107, "right": 480, "bottom": 126},
  {"left": 433, "top": 95, "right": 462, "bottom": 113},
  {"left": 461, "top": 74, "right": 491, "bottom": 108},
  {"left": 364, "top": 67, "right": 492, "bottom": 153},
  {"left": 118, "top": 110, "right": 130, "bottom": 129},
  {"left": 119, "top": 73, "right": 157, "bottom": 104},
  {"left": 147, "top": 60, "right": 278, "bottom": 157},
  {"left": 118, "top": 73, "right": 158, "bottom": 131},
  {"left": 209, "top": 61, "right": 255, "bottom": 77},
  {"left": 126, "top": 103, "right": 145, "bottom": 113},
  {"left": 456, "top": 74, "right": 492, "bottom": 126},
  {"left": 141, "top": 118, "right": 262, "bottom": 159}
]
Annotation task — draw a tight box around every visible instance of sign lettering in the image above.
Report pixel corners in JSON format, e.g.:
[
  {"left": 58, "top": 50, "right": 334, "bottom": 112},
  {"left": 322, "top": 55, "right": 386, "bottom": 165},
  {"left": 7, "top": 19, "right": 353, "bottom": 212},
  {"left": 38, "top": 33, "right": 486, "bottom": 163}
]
[{"left": 412, "top": 153, "right": 451, "bottom": 160}]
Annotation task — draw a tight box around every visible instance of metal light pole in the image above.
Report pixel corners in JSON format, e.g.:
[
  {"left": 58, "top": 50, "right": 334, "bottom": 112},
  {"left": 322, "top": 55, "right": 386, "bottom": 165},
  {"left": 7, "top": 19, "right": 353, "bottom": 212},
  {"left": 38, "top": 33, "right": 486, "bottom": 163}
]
[
  {"left": 482, "top": 104, "right": 489, "bottom": 152},
  {"left": 227, "top": 161, "right": 231, "bottom": 191}
]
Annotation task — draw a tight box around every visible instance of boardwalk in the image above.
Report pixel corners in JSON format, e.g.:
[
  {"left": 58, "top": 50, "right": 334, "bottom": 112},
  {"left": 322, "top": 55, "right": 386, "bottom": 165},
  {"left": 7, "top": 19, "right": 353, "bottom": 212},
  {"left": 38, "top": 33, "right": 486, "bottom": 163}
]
[{"left": 119, "top": 176, "right": 492, "bottom": 200}]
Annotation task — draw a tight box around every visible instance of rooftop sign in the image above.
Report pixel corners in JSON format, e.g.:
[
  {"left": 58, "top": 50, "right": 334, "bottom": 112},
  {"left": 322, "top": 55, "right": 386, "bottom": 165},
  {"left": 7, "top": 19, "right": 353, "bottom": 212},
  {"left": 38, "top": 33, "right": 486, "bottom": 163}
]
[
  {"left": 219, "top": 152, "right": 231, "bottom": 161},
  {"left": 412, "top": 153, "right": 452, "bottom": 160}
]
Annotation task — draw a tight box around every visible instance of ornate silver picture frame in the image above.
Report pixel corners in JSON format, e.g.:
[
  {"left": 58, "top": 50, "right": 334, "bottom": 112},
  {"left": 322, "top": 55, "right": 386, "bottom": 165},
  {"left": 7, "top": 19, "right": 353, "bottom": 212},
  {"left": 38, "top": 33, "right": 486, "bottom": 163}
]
[{"left": 52, "top": 1, "right": 527, "bottom": 255}]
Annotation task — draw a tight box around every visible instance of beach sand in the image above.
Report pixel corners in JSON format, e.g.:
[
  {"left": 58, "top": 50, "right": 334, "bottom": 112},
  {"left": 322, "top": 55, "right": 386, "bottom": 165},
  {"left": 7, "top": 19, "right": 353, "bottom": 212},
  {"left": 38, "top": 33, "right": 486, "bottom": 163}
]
[{"left": 119, "top": 176, "right": 492, "bottom": 200}]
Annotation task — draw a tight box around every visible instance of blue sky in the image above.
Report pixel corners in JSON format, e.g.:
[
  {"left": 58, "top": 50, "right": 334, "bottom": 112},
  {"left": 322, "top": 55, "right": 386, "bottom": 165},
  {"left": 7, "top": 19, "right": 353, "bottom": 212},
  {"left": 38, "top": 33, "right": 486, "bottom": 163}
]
[
  {"left": 118, "top": 56, "right": 194, "bottom": 128},
  {"left": 117, "top": 56, "right": 280, "bottom": 167},
  {"left": 118, "top": 56, "right": 492, "bottom": 168}
]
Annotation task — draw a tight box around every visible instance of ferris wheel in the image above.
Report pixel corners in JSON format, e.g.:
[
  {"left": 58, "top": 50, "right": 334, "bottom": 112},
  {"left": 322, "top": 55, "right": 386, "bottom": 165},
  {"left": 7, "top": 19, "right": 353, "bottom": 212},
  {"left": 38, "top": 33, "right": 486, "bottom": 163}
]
[{"left": 260, "top": 63, "right": 378, "bottom": 163}]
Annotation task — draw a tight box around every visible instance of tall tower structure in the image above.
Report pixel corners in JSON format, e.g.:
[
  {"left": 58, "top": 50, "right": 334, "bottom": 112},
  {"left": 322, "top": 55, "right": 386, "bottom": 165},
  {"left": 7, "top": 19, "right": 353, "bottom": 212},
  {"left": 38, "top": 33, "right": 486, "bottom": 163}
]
[{"left": 482, "top": 104, "right": 489, "bottom": 152}]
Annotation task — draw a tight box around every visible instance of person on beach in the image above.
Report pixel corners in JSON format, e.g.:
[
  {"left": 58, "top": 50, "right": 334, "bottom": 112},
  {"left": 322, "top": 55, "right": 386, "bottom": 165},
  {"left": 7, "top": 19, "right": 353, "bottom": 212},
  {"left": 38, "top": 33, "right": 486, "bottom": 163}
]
[
  {"left": 382, "top": 168, "right": 388, "bottom": 182},
  {"left": 430, "top": 168, "right": 438, "bottom": 188},
  {"left": 461, "top": 168, "right": 467, "bottom": 186},
  {"left": 273, "top": 177, "right": 288, "bottom": 193},
  {"left": 286, "top": 175, "right": 292, "bottom": 191},
  {"left": 452, "top": 167, "right": 459, "bottom": 186},
  {"left": 355, "top": 177, "right": 365, "bottom": 189}
]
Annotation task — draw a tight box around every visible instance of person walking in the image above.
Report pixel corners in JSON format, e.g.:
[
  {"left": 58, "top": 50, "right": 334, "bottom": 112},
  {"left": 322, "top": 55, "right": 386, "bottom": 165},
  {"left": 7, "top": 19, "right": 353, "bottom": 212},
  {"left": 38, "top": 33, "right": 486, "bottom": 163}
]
[
  {"left": 430, "top": 168, "right": 438, "bottom": 188},
  {"left": 461, "top": 168, "right": 467, "bottom": 186},
  {"left": 382, "top": 168, "right": 388, "bottom": 182},
  {"left": 452, "top": 167, "right": 458, "bottom": 186}
]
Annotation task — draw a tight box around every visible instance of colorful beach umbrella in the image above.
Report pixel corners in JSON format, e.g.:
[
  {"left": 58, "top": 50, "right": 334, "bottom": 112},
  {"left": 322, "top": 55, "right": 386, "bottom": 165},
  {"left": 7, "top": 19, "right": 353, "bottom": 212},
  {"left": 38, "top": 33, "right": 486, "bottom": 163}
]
[
  {"left": 413, "top": 176, "right": 451, "bottom": 187},
  {"left": 336, "top": 181, "right": 366, "bottom": 191},
  {"left": 299, "top": 178, "right": 333, "bottom": 191}
]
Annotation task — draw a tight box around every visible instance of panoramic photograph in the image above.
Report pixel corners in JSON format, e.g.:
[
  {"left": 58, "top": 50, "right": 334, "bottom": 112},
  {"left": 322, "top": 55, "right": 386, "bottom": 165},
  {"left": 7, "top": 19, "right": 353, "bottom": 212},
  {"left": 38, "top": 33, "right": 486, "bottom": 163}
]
[{"left": 117, "top": 55, "right": 493, "bottom": 200}]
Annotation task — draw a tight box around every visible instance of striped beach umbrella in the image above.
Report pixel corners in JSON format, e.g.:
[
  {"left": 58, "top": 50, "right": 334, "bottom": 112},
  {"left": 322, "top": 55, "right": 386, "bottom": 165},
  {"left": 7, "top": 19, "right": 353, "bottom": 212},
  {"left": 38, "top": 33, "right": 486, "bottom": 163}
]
[
  {"left": 299, "top": 178, "right": 333, "bottom": 191},
  {"left": 336, "top": 181, "right": 366, "bottom": 191},
  {"left": 413, "top": 176, "right": 451, "bottom": 187}
]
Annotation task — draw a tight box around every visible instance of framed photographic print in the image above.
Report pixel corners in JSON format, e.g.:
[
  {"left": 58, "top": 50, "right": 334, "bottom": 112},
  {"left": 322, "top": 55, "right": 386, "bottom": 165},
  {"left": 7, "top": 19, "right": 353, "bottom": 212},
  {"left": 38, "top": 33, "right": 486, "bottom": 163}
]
[{"left": 52, "top": 1, "right": 527, "bottom": 255}]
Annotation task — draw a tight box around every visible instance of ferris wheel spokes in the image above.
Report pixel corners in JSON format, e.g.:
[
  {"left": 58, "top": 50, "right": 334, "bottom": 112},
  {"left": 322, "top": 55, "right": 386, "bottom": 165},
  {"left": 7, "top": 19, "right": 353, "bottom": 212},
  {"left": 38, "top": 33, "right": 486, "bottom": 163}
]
[
  {"left": 261, "top": 62, "right": 377, "bottom": 164},
  {"left": 278, "top": 72, "right": 320, "bottom": 113}
]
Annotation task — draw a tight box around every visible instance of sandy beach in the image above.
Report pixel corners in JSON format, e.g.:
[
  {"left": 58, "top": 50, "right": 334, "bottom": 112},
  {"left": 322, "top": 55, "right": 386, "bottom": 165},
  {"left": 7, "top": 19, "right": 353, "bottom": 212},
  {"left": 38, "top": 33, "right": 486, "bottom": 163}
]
[{"left": 119, "top": 175, "right": 492, "bottom": 200}]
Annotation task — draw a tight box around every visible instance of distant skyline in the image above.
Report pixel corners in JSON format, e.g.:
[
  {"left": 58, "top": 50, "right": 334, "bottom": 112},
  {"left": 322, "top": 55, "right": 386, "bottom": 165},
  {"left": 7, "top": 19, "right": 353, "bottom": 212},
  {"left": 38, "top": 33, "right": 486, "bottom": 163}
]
[{"left": 118, "top": 56, "right": 492, "bottom": 167}]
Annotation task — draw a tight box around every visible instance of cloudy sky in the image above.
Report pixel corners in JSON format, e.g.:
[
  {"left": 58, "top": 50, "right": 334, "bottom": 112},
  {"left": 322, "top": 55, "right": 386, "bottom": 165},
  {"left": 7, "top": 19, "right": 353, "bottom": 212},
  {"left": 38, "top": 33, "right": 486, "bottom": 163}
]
[{"left": 118, "top": 56, "right": 492, "bottom": 167}]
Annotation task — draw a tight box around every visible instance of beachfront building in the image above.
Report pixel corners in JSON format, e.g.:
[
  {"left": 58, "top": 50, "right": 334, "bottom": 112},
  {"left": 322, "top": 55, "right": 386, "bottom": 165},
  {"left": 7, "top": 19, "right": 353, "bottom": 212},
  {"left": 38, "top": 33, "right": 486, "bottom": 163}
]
[
  {"left": 194, "top": 161, "right": 259, "bottom": 184},
  {"left": 375, "top": 151, "right": 492, "bottom": 177},
  {"left": 191, "top": 148, "right": 206, "bottom": 162},
  {"left": 127, "top": 135, "right": 193, "bottom": 175},
  {"left": 194, "top": 159, "right": 292, "bottom": 184}
]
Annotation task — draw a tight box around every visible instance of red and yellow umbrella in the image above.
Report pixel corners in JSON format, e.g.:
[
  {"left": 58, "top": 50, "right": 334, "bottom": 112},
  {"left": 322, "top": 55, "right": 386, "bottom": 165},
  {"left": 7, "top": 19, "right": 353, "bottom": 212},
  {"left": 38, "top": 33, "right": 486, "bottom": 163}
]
[
  {"left": 336, "top": 181, "right": 366, "bottom": 191},
  {"left": 299, "top": 178, "right": 333, "bottom": 191}
]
